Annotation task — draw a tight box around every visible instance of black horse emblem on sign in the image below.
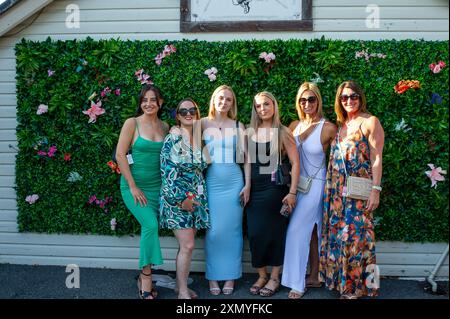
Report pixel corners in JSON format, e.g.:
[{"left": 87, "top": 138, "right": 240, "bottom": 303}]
[{"left": 232, "top": 0, "right": 252, "bottom": 14}]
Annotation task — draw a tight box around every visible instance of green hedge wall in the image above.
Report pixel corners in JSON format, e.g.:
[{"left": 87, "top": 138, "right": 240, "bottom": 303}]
[{"left": 15, "top": 37, "right": 449, "bottom": 242}]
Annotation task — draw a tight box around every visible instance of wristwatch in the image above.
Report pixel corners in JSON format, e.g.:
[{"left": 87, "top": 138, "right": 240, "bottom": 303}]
[{"left": 372, "top": 185, "right": 382, "bottom": 191}]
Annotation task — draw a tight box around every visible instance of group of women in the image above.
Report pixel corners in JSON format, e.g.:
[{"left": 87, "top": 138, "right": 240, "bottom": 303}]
[{"left": 115, "top": 80, "right": 385, "bottom": 300}]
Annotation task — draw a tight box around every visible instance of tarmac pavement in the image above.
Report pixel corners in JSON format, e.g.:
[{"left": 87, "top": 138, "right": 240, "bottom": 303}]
[{"left": 0, "top": 264, "right": 448, "bottom": 300}]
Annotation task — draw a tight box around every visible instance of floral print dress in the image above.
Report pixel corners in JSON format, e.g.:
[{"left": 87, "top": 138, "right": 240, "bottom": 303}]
[
  {"left": 319, "top": 126, "right": 378, "bottom": 297},
  {"left": 159, "top": 133, "right": 210, "bottom": 230}
]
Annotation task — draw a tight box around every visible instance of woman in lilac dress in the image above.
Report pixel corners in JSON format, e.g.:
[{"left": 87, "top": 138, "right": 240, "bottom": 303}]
[{"left": 282, "top": 82, "right": 336, "bottom": 299}]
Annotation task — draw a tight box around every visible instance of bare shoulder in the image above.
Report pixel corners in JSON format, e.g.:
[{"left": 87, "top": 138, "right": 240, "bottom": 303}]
[
  {"left": 200, "top": 117, "right": 210, "bottom": 129},
  {"left": 288, "top": 120, "right": 300, "bottom": 132},
  {"left": 161, "top": 121, "right": 170, "bottom": 132},
  {"left": 237, "top": 121, "right": 246, "bottom": 130},
  {"left": 122, "top": 117, "right": 137, "bottom": 130},
  {"left": 323, "top": 120, "right": 337, "bottom": 135},
  {"left": 281, "top": 125, "right": 294, "bottom": 142},
  {"left": 364, "top": 115, "right": 383, "bottom": 131}
]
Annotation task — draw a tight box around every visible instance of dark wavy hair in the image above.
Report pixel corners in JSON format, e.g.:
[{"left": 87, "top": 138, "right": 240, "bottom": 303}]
[{"left": 135, "top": 84, "right": 164, "bottom": 117}]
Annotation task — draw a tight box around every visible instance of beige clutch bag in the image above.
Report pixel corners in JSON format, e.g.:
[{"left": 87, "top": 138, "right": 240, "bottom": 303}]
[{"left": 346, "top": 176, "right": 372, "bottom": 200}]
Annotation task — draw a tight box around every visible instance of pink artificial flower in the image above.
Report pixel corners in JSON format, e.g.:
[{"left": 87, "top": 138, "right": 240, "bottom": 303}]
[
  {"left": 64, "top": 153, "right": 71, "bottom": 161},
  {"left": 429, "top": 63, "right": 441, "bottom": 74},
  {"left": 265, "top": 53, "right": 276, "bottom": 63},
  {"left": 36, "top": 104, "right": 48, "bottom": 115},
  {"left": 155, "top": 53, "right": 164, "bottom": 66},
  {"left": 115, "top": 88, "right": 121, "bottom": 96},
  {"left": 166, "top": 44, "right": 176, "bottom": 54},
  {"left": 135, "top": 69, "right": 144, "bottom": 77},
  {"left": 355, "top": 50, "right": 386, "bottom": 61},
  {"left": 204, "top": 67, "right": 218, "bottom": 81},
  {"left": 88, "top": 195, "right": 97, "bottom": 204},
  {"left": 110, "top": 218, "right": 117, "bottom": 230},
  {"left": 82, "top": 101, "right": 105, "bottom": 123},
  {"left": 135, "top": 69, "right": 153, "bottom": 85},
  {"left": 259, "top": 52, "right": 275, "bottom": 63},
  {"left": 47, "top": 69, "right": 54, "bottom": 77},
  {"left": 429, "top": 61, "right": 446, "bottom": 74},
  {"left": 100, "top": 87, "right": 111, "bottom": 98},
  {"left": 37, "top": 150, "right": 47, "bottom": 156},
  {"left": 355, "top": 50, "right": 366, "bottom": 59},
  {"left": 47, "top": 146, "right": 57, "bottom": 157},
  {"left": 25, "top": 194, "right": 39, "bottom": 204},
  {"left": 155, "top": 44, "right": 176, "bottom": 65},
  {"left": 425, "top": 164, "right": 447, "bottom": 188},
  {"left": 204, "top": 67, "right": 217, "bottom": 75},
  {"left": 141, "top": 74, "right": 151, "bottom": 83}
]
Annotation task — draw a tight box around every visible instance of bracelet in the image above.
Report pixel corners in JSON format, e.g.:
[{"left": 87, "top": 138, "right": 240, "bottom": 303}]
[
  {"left": 372, "top": 185, "right": 382, "bottom": 191},
  {"left": 289, "top": 192, "right": 297, "bottom": 196}
]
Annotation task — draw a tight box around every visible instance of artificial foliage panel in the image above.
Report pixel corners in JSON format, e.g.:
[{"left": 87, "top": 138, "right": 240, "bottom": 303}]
[{"left": 15, "top": 37, "right": 449, "bottom": 241}]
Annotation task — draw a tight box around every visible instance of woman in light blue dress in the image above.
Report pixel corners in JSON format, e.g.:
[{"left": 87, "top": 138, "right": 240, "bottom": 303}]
[{"left": 201, "top": 85, "right": 250, "bottom": 295}]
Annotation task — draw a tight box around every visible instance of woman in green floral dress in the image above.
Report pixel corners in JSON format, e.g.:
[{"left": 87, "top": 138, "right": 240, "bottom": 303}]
[{"left": 160, "top": 98, "right": 210, "bottom": 299}]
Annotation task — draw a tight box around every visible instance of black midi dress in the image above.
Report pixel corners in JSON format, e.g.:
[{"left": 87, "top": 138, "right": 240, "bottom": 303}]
[{"left": 246, "top": 140, "right": 289, "bottom": 268}]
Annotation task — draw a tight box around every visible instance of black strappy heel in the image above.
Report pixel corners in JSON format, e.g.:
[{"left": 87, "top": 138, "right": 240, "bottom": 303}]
[{"left": 136, "top": 271, "right": 158, "bottom": 299}]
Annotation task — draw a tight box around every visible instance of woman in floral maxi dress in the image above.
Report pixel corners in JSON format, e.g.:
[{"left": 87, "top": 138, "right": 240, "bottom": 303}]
[{"left": 319, "top": 81, "right": 384, "bottom": 299}]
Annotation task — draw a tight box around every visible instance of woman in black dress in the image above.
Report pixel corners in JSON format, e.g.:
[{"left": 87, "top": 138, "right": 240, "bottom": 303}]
[{"left": 246, "top": 91, "right": 300, "bottom": 297}]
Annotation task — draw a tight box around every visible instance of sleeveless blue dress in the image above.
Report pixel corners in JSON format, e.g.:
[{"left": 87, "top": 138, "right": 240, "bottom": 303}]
[{"left": 204, "top": 133, "right": 244, "bottom": 280}]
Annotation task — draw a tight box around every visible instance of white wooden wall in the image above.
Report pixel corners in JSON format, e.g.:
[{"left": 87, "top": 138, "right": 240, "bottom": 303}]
[{"left": 0, "top": 0, "right": 448, "bottom": 277}]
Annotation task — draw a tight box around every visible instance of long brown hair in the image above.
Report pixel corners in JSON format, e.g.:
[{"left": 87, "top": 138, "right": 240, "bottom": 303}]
[
  {"left": 175, "top": 98, "right": 201, "bottom": 126},
  {"left": 135, "top": 84, "right": 164, "bottom": 117},
  {"left": 334, "top": 80, "right": 368, "bottom": 126}
]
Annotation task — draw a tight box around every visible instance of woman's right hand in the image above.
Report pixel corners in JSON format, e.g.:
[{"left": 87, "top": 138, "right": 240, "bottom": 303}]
[
  {"left": 130, "top": 186, "right": 147, "bottom": 207},
  {"left": 181, "top": 198, "right": 199, "bottom": 213}
]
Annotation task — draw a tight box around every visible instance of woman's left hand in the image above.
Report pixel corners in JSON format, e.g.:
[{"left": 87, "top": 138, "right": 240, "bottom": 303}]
[
  {"left": 239, "top": 185, "right": 251, "bottom": 207},
  {"left": 366, "top": 190, "right": 380, "bottom": 211},
  {"left": 282, "top": 193, "right": 297, "bottom": 213}
]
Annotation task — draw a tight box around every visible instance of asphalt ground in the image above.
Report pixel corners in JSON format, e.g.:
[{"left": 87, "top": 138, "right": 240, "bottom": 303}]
[
  {"left": 1, "top": 263, "right": 448, "bottom": 318},
  {"left": 0, "top": 264, "right": 448, "bottom": 300}
]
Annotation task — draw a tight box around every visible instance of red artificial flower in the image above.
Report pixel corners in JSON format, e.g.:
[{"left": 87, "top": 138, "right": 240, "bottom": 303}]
[
  {"left": 394, "top": 80, "right": 420, "bottom": 94},
  {"left": 64, "top": 153, "right": 71, "bottom": 161},
  {"left": 107, "top": 161, "right": 121, "bottom": 174}
]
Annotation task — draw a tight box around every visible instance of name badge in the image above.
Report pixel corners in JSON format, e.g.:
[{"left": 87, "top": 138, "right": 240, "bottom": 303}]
[
  {"left": 126, "top": 154, "right": 134, "bottom": 165},
  {"left": 197, "top": 184, "right": 204, "bottom": 195},
  {"left": 271, "top": 170, "right": 276, "bottom": 182}
]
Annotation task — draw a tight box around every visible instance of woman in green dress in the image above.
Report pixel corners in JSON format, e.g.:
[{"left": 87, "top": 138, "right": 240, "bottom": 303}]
[
  {"left": 160, "top": 98, "right": 210, "bottom": 299},
  {"left": 116, "top": 84, "right": 169, "bottom": 299}
]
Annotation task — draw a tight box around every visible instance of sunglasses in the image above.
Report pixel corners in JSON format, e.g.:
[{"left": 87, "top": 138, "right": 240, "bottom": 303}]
[
  {"left": 177, "top": 107, "right": 197, "bottom": 117},
  {"left": 340, "top": 93, "right": 360, "bottom": 103},
  {"left": 299, "top": 96, "right": 317, "bottom": 104}
]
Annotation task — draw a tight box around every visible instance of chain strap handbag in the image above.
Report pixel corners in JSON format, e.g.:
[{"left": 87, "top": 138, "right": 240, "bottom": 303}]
[
  {"left": 296, "top": 120, "right": 325, "bottom": 194},
  {"left": 337, "top": 126, "right": 372, "bottom": 201}
]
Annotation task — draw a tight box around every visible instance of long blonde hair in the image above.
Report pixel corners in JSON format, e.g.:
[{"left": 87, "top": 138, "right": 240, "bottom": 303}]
[
  {"left": 295, "top": 82, "right": 323, "bottom": 121},
  {"left": 249, "top": 91, "right": 288, "bottom": 156},
  {"left": 208, "top": 85, "right": 237, "bottom": 120}
]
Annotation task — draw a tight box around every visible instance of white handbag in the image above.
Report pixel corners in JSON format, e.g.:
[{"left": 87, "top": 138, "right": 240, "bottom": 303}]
[
  {"left": 297, "top": 175, "right": 313, "bottom": 193},
  {"left": 296, "top": 127, "right": 325, "bottom": 194}
]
